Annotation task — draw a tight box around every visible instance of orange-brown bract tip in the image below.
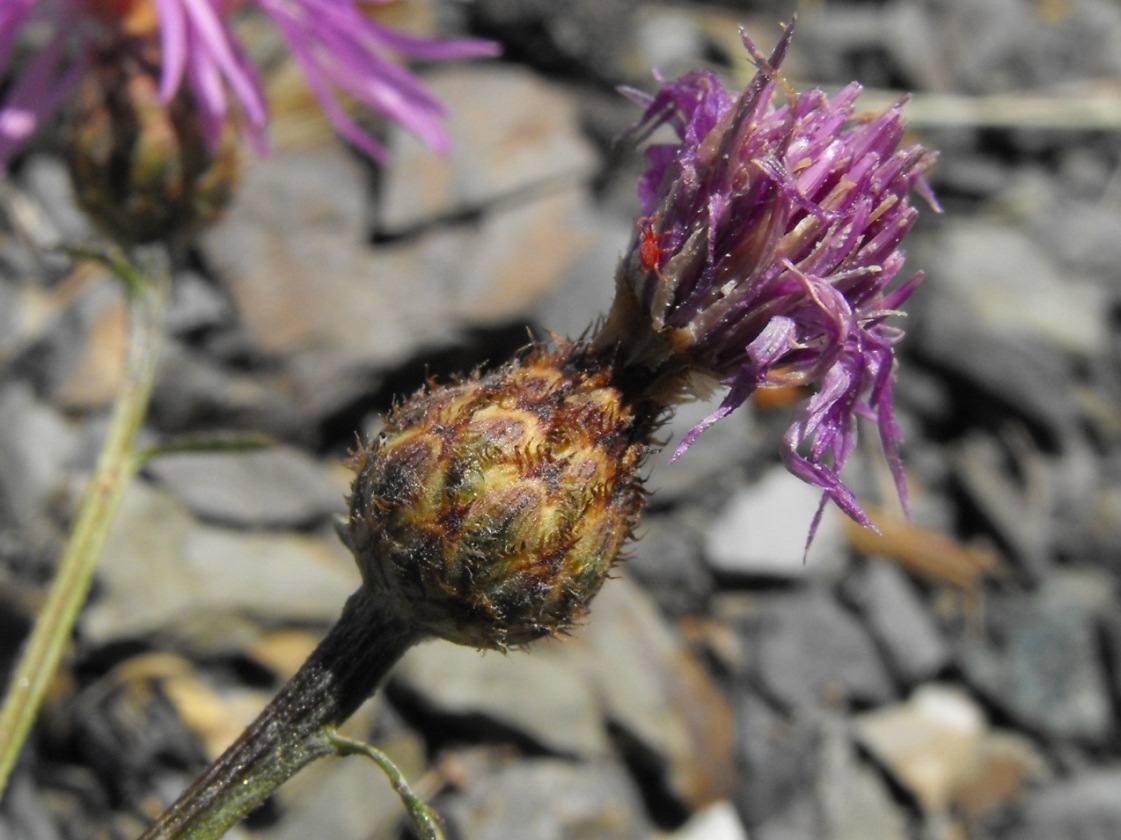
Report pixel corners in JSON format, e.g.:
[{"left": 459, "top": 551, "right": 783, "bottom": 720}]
[{"left": 346, "top": 343, "right": 651, "bottom": 650}]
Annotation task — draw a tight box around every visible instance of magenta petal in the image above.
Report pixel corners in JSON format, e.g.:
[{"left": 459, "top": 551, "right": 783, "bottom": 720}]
[
  {"left": 617, "top": 21, "right": 937, "bottom": 540},
  {"left": 154, "top": 0, "right": 188, "bottom": 102}
]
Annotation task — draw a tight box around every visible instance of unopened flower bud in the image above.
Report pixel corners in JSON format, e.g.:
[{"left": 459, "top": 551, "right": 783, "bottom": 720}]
[
  {"left": 347, "top": 345, "right": 648, "bottom": 650},
  {"left": 64, "top": 40, "right": 239, "bottom": 246}
]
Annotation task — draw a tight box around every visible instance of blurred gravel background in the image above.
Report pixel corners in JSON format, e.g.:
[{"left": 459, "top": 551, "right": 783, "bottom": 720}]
[{"left": 3, "top": 0, "right": 1121, "bottom": 838}]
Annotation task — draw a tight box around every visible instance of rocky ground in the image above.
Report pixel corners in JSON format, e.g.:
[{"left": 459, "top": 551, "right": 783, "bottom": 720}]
[{"left": 3, "top": 0, "right": 1121, "bottom": 839}]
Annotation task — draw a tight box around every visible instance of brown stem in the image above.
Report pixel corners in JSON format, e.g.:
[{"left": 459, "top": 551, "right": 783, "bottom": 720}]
[{"left": 139, "top": 587, "right": 421, "bottom": 840}]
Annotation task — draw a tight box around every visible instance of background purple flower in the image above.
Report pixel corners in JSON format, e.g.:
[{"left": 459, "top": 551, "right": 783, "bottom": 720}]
[
  {"left": 615, "top": 24, "right": 937, "bottom": 538},
  {"left": 0, "top": 0, "right": 497, "bottom": 168}
]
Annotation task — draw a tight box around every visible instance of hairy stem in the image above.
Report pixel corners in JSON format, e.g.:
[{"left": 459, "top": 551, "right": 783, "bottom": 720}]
[
  {"left": 0, "top": 244, "right": 172, "bottom": 795},
  {"left": 139, "top": 587, "right": 420, "bottom": 840}
]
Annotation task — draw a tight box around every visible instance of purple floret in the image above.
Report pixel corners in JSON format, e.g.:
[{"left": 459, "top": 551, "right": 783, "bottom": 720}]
[
  {"left": 620, "top": 23, "right": 937, "bottom": 537},
  {"left": 0, "top": 0, "right": 497, "bottom": 168}
]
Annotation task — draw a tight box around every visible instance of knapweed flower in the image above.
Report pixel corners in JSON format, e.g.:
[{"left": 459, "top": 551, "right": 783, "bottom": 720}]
[
  {"left": 137, "top": 26, "right": 938, "bottom": 838},
  {"left": 0, "top": 0, "right": 497, "bottom": 168},
  {"left": 594, "top": 24, "right": 937, "bottom": 537}
]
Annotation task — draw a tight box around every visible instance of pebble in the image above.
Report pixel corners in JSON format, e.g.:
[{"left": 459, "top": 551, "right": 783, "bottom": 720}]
[
  {"left": 998, "top": 767, "right": 1121, "bottom": 840},
  {"left": 441, "top": 757, "right": 652, "bottom": 840},
  {"left": 144, "top": 445, "right": 345, "bottom": 529},
  {"left": 961, "top": 571, "right": 1115, "bottom": 744},
  {"left": 81, "top": 480, "right": 359, "bottom": 649},
  {"left": 909, "top": 282, "right": 1082, "bottom": 447},
  {"left": 751, "top": 715, "right": 909, "bottom": 840},
  {"left": 704, "top": 467, "right": 846, "bottom": 580},
  {"left": 260, "top": 729, "right": 423, "bottom": 840},
  {"left": 0, "top": 382, "right": 76, "bottom": 526},
  {"left": 845, "top": 559, "right": 951, "bottom": 685},
  {"left": 735, "top": 690, "right": 821, "bottom": 828},
  {"left": 202, "top": 139, "right": 599, "bottom": 429},
  {"left": 853, "top": 684, "right": 986, "bottom": 814},
  {"left": 667, "top": 800, "right": 750, "bottom": 840},
  {"left": 391, "top": 640, "right": 610, "bottom": 759},
  {"left": 467, "top": 0, "right": 641, "bottom": 82},
  {"left": 560, "top": 573, "right": 737, "bottom": 810},
  {"left": 16, "top": 154, "right": 96, "bottom": 244},
  {"left": 377, "top": 65, "right": 600, "bottom": 234},
  {"left": 624, "top": 511, "right": 714, "bottom": 617},
  {"left": 164, "top": 270, "right": 231, "bottom": 337},
  {"left": 924, "top": 219, "right": 1109, "bottom": 356},
  {"left": 949, "top": 432, "right": 1054, "bottom": 580},
  {"left": 4, "top": 1, "right": 1121, "bottom": 837},
  {"left": 744, "top": 588, "right": 895, "bottom": 711}
]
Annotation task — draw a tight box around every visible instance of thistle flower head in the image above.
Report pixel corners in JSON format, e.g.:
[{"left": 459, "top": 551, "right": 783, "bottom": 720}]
[
  {"left": 0, "top": 0, "right": 497, "bottom": 168},
  {"left": 598, "top": 23, "right": 937, "bottom": 534}
]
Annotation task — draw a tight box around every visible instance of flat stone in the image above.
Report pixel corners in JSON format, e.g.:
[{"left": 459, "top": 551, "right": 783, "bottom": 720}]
[
  {"left": 643, "top": 391, "right": 753, "bottom": 504},
  {"left": 816, "top": 717, "right": 910, "bottom": 840},
  {"left": 910, "top": 283, "right": 1081, "bottom": 447},
  {"left": 950, "top": 432, "right": 1054, "bottom": 579},
  {"left": 81, "top": 481, "right": 359, "bottom": 648},
  {"left": 735, "top": 690, "right": 821, "bottom": 827},
  {"left": 17, "top": 154, "right": 97, "bottom": 242},
  {"left": 853, "top": 684, "right": 986, "bottom": 814},
  {"left": 624, "top": 512, "right": 713, "bottom": 617},
  {"left": 145, "top": 445, "right": 345, "bottom": 529},
  {"left": 378, "top": 65, "right": 599, "bottom": 233},
  {"left": 391, "top": 641, "right": 609, "bottom": 759},
  {"left": 1000, "top": 767, "right": 1121, "bottom": 840},
  {"left": 753, "top": 716, "right": 909, "bottom": 840},
  {"left": 748, "top": 588, "right": 895, "bottom": 711},
  {"left": 442, "top": 758, "right": 651, "bottom": 840},
  {"left": 559, "top": 573, "right": 737, "bottom": 809},
  {"left": 670, "top": 801, "right": 750, "bottom": 840},
  {"left": 705, "top": 467, "right": 846, "bottom": 579},
  {"left": 961, "top": 571, "right": 1114, "bottom": 744},
  {"left": 203, "top": 144, "right": 599, "bottom": 423},
  {"left": 54, "top": 288, "right": 128, "bottom": 412},
  {"left": 164, "top": 270, "right": 231, "bottom": 337},
  {"left": 0, "top": 382, "right": 76, "bottom": 525},
  {"left": 262, "top": 729, "right": 423, "bottom": 840},
  {"left": 846, "top": 560, "right": 950, "bottom": 684}
]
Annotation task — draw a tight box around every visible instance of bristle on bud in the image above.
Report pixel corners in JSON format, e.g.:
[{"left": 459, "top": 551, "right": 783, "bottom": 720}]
[{"left": 347, "top": 345, "right": 648, "bottom": 650}]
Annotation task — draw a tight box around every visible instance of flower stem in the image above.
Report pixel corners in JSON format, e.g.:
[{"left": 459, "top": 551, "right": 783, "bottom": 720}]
[
  {"left": 0, "top": 243, "right": 172, "bottom": 796},
  {"left": 139, "top": 587, "right": 420, "bottom": 840}
]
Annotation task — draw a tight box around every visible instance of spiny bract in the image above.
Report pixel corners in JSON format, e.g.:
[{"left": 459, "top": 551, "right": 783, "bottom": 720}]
[{"left": 347, "top": 345, "right": 648, "bottom": 650}]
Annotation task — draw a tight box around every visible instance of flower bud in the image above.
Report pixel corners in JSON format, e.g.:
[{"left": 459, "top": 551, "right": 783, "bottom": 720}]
[
  {"left": 63, "top": 39, "right": 239, "bottom": 246},
  {"left": 347, "top": 345, "right": 648, "bottom": 650}
]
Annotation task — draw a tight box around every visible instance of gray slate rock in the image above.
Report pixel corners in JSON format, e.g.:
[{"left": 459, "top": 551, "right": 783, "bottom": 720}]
[
  {"left": 961, "top": 571, "right": 1114, "bottom": 744},
  {"left": 0, "top": 382, "right": 76, "bottom": 526},
  {"left": 736, "top": 690, "right": 822, "bottom": 828},
  {"left": 442, "top": 758, "right": 652, "bottom": 840},
  {"left": 909, "top": 282, "right": 1081, "bottom": 447},
  {"left": 377, "top": 65, "right": 599, "bottom": 233},
  {"left": 754, "top": 714, "right": 908, "bottom": 840},
  {"left": 745, "top": 588, "right": 895, "bottom": 711},
  {"left": 391, "top": 641, "right": 609, "bottom": 759},
  {"left": 705, "top": 467, "right": 846, "bottom": 580},
  {"left": 998, "top": 767, "right": 1121, "bottom": 840},
  {"left": 81, "top": 481, "right": 359, "bottom": 649},
  {"left": 145, "top": 445, "right": 345, "bottom": 529},
  {"left": 845, "top": 560, "right": 951, "bottom": 685}
]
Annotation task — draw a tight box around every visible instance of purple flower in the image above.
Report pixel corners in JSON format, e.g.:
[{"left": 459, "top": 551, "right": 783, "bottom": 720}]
[
  {"left": 613, "top": 24, "right": 937, "bottom": 535},
  {"left": 0, "top": 0, "right": 497, "bottom": 167}
]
